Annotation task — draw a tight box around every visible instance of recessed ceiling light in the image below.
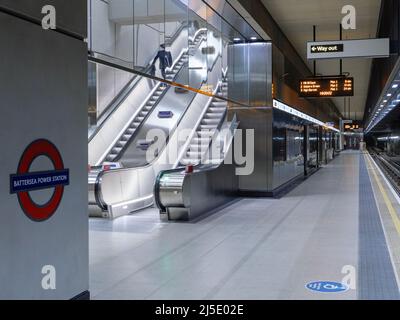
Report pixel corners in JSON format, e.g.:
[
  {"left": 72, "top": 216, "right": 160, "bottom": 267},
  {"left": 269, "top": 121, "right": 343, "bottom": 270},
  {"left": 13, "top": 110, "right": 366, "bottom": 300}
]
[
  {"left": 392, "top": 84, "right": 399, "bottom": 89},
  {"left": 387, "top": 93, "right": 392, "bottom": 97},
  {"left": 250, "top": 37, "right": 257, "bottom": 41},
  {"left": 233, "top": 38, "right": 241, "bottom": 42}
]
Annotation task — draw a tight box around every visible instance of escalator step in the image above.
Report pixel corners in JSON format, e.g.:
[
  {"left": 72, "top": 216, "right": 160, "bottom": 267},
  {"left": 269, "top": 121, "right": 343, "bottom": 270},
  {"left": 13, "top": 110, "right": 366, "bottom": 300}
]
[
  {"left": 209, "top": 107, "right": 226, "bottom": 113},
  {"left": 121, "top": 135, "right": 130, "bottom": 141},
  {"left": 116, "top": 141, "right": 127, "bottom": 148},
  {"left": 112, "top": 147, "right": 122, "bottom": 154},
  {"left": 198, "top": 131, "right": 214, "bottom": 136}
]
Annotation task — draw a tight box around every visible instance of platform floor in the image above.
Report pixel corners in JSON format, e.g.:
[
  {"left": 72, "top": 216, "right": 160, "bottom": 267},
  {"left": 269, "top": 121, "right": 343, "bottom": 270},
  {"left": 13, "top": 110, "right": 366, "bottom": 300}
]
[{"left": 89, "top": 150, "right": 400, "bottom": 300}]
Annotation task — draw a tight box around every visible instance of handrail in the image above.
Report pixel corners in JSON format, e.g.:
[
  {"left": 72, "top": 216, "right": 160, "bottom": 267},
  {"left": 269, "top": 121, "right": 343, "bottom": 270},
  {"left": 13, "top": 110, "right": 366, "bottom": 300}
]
[
  {"left": 96, "top": 51, "right": 223, "bottom": 210},
  {"left": 88, "top": 22, "right": 188, "bottom": 142},
  {"left": 110, "top": 30, "right": 207, "bottom": 164},
  {"left": 99, "top": 40, "right": 224, "bottom": 176},
  {"left": 179, "top": 82, "right": 228, "bottom": 167},
  {"left": 175, "top": 81, "right": 222, "bottom": 167},
  {"left": 109, "top": 29, "right": 208, "bottom": 168},
  {"left": 88, "top": 60, "right": 152, "bottom": 143},
  {"left": 112, "top": 49, "right": 190, "bottom": 163},
  {"left": 154, "top": 114, "right": 239, "bottom": 213}
]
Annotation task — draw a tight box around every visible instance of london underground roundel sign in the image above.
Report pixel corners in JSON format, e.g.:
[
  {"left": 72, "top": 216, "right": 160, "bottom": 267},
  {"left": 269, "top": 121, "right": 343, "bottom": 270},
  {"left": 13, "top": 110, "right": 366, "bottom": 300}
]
[{"left": 9, "top": 139, "right": 69, "bottom": 222}]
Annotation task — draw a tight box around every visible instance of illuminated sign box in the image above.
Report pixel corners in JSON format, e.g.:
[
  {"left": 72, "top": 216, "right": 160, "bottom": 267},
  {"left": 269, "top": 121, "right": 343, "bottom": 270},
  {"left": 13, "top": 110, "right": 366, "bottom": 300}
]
[{"left": 299, "top": 77, "right": 354, "bottom": 98}]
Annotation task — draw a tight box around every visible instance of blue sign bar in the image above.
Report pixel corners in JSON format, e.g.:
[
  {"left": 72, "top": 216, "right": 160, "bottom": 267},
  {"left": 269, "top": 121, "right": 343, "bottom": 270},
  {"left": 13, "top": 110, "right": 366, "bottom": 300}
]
[
  {"left": 10, "top": 169, "right": 70, "bottom": 194},
  {"left": 158, "top": 111, "right": 174, "bottom": 119}
]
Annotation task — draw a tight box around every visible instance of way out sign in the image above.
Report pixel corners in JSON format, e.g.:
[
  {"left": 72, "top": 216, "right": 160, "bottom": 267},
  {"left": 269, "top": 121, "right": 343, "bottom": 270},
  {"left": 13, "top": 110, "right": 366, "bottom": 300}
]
[
  {"left": 9, "top": 139, "right": 69, "bottom": 222},
  {"left": 307, "top": 38, "right": 390, "bottom": 60}
]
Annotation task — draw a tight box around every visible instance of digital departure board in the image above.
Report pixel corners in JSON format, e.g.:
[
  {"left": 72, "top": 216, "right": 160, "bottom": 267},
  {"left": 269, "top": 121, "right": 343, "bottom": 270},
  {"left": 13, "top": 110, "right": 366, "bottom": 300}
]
[{"left": 299, "top": 77, "right": 354, "bottom": 98}]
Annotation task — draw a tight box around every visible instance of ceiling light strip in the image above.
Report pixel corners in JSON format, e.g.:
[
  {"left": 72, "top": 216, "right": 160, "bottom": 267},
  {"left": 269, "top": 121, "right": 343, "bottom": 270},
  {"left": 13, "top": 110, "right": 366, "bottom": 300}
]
[
  {"left": 273, "top": 100, "right": 340, "bottom": 132},
  {"left": 365, "top": 57, "right": 400, "bottom": 133}
]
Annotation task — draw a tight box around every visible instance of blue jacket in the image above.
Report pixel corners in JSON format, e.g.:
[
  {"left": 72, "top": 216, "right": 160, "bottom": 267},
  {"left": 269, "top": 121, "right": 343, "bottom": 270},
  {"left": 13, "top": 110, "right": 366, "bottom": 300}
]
[{"left": 153, "top": 50, "right": 172, "bottom": 69}]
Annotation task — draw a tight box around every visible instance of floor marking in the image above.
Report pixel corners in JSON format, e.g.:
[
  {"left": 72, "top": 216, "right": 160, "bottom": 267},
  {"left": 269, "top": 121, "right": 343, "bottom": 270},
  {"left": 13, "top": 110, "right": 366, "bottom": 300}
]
[
  {"left": 360, "top": 153, "right": 400, "bottom": 298},
  {"left": 367, "top": 153, "right": 400, "bottom": 205},
  {"left": 365, "top": 154, "right": 400, "bottom": 238},
  {"left": 365, "top": 153, "right": 400, "bottom": 291}
]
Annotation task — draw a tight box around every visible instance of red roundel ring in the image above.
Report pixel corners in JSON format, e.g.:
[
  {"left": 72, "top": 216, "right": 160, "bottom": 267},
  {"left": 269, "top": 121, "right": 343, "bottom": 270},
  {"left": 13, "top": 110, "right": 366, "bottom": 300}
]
[{"left": 16, "top": 139, "right": 65, "bottom": 221}]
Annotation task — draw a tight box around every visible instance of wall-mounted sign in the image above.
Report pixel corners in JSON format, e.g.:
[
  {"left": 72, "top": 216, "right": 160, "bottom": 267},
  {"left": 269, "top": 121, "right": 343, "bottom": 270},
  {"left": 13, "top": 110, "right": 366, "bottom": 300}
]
[
  {"left": 310, "top": 44, "right": 344, "bottom": 54},
  {"left": 158, "top": 111, "right": 174, "bottom": 119},
  {"left": 299, "top": 77, "right": 354, "bottom": 98},
  {"left": 10, "top": 139, "right": 69, "bottom": 222},
  {"left": 345, "top": 124, "right": 360, "bottom": 131},
  {"left": 307, "top": 38, "right": 390, "bottom": 60}
]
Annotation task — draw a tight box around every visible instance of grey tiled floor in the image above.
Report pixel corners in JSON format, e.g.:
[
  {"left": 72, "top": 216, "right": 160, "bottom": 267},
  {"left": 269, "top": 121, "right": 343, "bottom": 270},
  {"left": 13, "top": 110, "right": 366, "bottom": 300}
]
[{"left": 89, "top": 151, "right": 364, "bottom": 300}]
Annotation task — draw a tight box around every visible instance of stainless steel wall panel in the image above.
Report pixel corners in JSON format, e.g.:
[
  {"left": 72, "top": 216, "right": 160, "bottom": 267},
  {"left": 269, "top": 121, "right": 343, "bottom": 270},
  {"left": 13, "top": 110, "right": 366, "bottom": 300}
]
[
  {"left": 228, "top": 42, "right": 273, "bottom": 193},
  {"left": 248, "top": 42, "right": 272, "bottom": 108},
  {"left": 228, "top": 43, "right": 249, "bottom": 105}
]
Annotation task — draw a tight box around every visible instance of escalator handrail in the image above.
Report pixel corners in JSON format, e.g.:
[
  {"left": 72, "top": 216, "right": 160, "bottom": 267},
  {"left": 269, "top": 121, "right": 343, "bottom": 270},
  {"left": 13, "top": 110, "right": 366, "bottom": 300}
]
[
  {"left": 96, "top": 50, "right": 228, "bottom": 212},
  {"left": 98, "top": 42, "right": 224, "bottom": 180},
  {"left": 88, "top": 22, "right": 188, "bottom": 143},
  {"left": 88, "top": 59, "right": 152, "bottom": 143},
  {"left": 109, "top": 30, "right": 207, "bottom": 163},
  {"left": 175, "top": 81, "right": 222, "bottom": 167},
  {"left": 154, "top": 115, "right": 239, "bottom": 212},
  {"left": 111, "top": 49, "right": 191, "bottom": 163},
  {"left": 177, "top": 81, "right": 228, "bottom": 167}
]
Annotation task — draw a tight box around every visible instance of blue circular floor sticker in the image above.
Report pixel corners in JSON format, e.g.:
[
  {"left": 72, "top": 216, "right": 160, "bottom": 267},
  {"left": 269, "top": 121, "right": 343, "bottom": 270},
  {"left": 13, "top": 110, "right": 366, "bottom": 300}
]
[{"left": 306, "top": 281, "right": 348, "bottom": 293}]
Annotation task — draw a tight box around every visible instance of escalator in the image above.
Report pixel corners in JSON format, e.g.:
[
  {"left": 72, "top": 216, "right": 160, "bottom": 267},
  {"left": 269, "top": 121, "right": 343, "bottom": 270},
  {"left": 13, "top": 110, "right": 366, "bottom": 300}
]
[
  {"left": 89, "top": 25, "right": 206, "bottom": 166},
  {"left": 89, "top": 29, "right": 227, "bottom": 218},
  {"left": 104, "top": 51, "right": 189, "bottom": 163},
  {"left": 180, "top": 81, "right": 228, "bottom": 166},
  {"left": 154, "top": 115, "right": 239, "bottom": 221}
]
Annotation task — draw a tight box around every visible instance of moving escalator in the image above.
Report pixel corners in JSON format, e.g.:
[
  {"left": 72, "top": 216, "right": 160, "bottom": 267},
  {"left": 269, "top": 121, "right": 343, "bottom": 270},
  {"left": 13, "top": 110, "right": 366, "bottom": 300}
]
[
  {"left": 154, "top": 115, "right": 239, "bottom": 221},
  {"left": 88, "top": 27, "right": 228, "bottom": 218}
]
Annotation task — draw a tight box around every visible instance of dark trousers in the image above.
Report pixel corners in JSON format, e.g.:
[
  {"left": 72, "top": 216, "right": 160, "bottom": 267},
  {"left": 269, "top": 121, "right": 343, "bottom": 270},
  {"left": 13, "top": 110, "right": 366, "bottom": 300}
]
[{"left": 161, "top": 68, "right": 166, "bottom": 80}]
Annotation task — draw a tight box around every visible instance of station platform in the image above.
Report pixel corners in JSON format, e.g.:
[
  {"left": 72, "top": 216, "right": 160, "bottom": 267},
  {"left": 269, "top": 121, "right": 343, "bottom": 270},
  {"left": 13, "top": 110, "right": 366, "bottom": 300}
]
[{"left": 89, "top": 151, "right": 400, "bottom": 300}]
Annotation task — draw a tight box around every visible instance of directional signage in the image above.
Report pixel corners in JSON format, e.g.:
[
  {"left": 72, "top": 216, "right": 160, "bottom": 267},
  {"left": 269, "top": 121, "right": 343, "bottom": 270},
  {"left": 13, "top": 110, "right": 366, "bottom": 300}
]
[
  {"left": 310, "top": 44, "right": 344, "bottom": 54},
  {"left": 307, "top": 38, "right": 390, "bottom": 60},
  {"left": 299, "top": 77, "right": 354, "bottom": 98}
]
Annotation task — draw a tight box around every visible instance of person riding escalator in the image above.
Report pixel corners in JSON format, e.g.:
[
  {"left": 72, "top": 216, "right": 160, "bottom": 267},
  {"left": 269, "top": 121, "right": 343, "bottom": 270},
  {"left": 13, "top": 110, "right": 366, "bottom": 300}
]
[{"left": 151, "top": 44, "right": 173, "bottom": 81}]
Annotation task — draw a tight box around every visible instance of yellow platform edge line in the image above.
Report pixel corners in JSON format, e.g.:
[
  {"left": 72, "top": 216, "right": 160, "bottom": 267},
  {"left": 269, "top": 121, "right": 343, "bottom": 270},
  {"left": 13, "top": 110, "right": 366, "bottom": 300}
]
[{"left": 365, "top": 153, "right": 400, "bottom": 238}]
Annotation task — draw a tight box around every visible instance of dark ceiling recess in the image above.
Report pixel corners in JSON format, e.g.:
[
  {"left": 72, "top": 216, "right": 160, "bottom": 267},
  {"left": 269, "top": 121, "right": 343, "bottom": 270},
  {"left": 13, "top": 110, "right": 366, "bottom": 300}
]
[
  {"left": 364, "top": 0, "right": 400, "bottom": 127},
  {"left": 235, "top": 0, "right": 343, "bottom": 123}
]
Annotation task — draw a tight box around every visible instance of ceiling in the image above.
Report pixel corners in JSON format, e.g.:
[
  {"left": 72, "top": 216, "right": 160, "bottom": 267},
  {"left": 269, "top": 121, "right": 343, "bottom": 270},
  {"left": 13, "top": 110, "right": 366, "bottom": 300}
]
[{"left": 261, "top": 0, "right": 382, "bottom": 121}]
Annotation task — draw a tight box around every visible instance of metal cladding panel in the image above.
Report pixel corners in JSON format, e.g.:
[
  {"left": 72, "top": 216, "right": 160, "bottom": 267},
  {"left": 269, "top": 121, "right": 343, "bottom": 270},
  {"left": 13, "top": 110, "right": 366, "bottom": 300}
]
[
  {"left": 0, "top": 0, "right": 87, "bottom": 38},
  {"left": 228, "top": 42, "right": 273, "bottom": 192},
  {"left": 228, "top": 43, "right": 249, "bottom": 106},
  {"left": 0, "top": 12, "right": 88, "bottom": 299},
  {"left": 235, "top": 108, "right": 273, "bottom": 192},
  {"left": 248, "top": 42, "right": 272, "bottom": 108}
]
